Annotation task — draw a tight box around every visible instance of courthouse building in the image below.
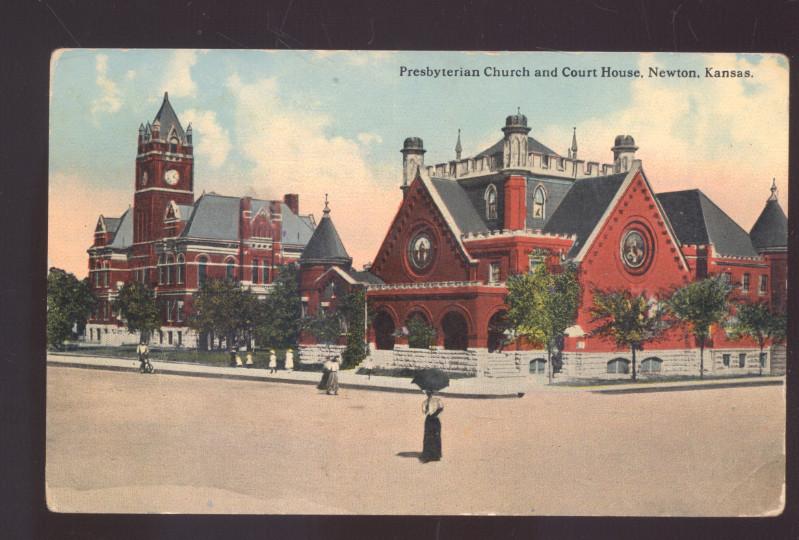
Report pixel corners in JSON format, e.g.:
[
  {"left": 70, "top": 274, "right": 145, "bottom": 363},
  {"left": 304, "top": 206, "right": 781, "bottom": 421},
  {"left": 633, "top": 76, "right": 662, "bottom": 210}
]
[
  {"left": 86, "top": 93, "right": 315, "bottom": 347},
  {"left": 297, "top": 112, "right": 788, "bottom": 378}
]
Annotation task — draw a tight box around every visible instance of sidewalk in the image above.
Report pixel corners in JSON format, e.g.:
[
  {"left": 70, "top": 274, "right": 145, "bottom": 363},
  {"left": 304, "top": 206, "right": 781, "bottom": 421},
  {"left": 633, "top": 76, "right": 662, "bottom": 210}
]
[{"left": 47, "top": 353, "right": 784, "bottom": 399}]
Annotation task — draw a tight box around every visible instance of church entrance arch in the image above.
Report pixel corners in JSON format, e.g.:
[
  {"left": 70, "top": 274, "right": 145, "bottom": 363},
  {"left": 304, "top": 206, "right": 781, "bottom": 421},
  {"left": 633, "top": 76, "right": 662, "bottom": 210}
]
[
  {"left": 373, "top": 310, "right": 396, "bottom": 351},
  {"left": 441, "top": 310, "right": 469, "bottom": 351},
  {"left": 487, "top": 310, "right": 510, "bottom": 353}
]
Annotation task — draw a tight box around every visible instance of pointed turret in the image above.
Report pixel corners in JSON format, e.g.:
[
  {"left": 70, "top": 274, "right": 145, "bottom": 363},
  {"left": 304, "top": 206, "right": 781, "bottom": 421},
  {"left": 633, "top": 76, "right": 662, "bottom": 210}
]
[
  {"left": 455, "top": 129, "right": 462, "bottom": 160},
  {"left": 299, "top": 194, "right": 352, "bottom": 267},
  {"left": 750, "top": 178, "right": 788, "bottom": 252},
  {"left": 153, "top": 91, "right": 186, "bottom": 143},
  {"left": 569, "top": 126, "right": 578, "bottom": 159}
]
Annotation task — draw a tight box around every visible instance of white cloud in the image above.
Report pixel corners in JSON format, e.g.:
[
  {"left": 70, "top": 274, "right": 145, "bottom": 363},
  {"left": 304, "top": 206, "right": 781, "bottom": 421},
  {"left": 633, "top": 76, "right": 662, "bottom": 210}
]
[
  {"left": 125, "top": 69, "right": 136, "bottom": 80},
  {"left": 90, "top": 54, "right": 122, "bottom": 116},
  {"left": 536, "top": 53, "right": 789, "bottom": 229},
  {"left": 160, "top": 50, "right": 200, "bottom": 98},
  {"left": 357, "top": 132, "right": 383, "bottom": 146},
  {"left": 180, "top": 108, "right": 231, "bottom": 168},
  {"left": 225, "top": 73, "right": 399, "bottom": 267}
]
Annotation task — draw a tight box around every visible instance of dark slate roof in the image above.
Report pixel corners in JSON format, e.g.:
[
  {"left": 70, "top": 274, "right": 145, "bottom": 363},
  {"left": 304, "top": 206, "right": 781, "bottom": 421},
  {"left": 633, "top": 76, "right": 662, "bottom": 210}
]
[
  {"left": 108, "top": 208, "right": 133, "bottom": 249},
  {"left": 154, "top": 92, "right": 186, "bottom": 143},
  {"left": 474, "top": 135, "right": 559, "bottom": 159},
  {"left": 300, "top": 210, "right": 351, "bottom": 265},
  {"left": 347, "top": 268, "right": 385, "bottom": 285},
  {"left": 428, "top": 176, "right": 490, "bottom": 234},
  {"left": 181, "top": 193, "right": 241, "bottom": 240},
  {"left": 750, "top": 199, "right": 788, "bottom": 251},
  {"left": 543, "top": 172, "right": 628, "bottom": 257},
  {"left": 657, "top": 189, "right": 759, "bottom": 258},
  {"left": 280, "top": 203, "right": 315, "bottom": 246},
  {"left": 104, "top": 216, "right": 122, "bottom": 233},
  {"left": 176, "top": 204, "right": 194, "bottom": 221},
  {"left": 526, "top": 176, "right": 573, "bottom": 230}
]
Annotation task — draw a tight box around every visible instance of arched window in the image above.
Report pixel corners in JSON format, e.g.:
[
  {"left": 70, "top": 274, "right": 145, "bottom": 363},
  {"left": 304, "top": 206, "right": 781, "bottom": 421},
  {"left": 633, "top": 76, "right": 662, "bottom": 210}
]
[
  {"left": 197, "top": 256, "right": 208, "bottom": 287},
  {"left": 252, "top": 258, "right": 260, "bottom": 284},
  {"left": 169, "top": 130, "right": 179, "bottom": 154},
  {"left": 158, "top": 255, "right": 165, "bottom": 285},
  {"left": 103, "top": 261, "right": 110, "bottom": 287},
  {"left": 225, "top": 258, "right": 236, "bottom": 281},
  {"left": 176, "top": 254, "right": 185, "bottom": 284},
  {"left": 640, "top": 357, "right": 663, "bottom": 374},
  {"left": 165, "top": 254, "right": 174, "bottom": 285},
  {"left": 532, "top": 185, "right": 546, "bottom": 220},
  {"left": 484, "top": 184, "right": 498, "bottom": 220},
  {"left": 607, "top": 358, "right": 630, "bottom": 374},
  {"left": 529, "top": 358, "right": 546, "bottom": 374}
]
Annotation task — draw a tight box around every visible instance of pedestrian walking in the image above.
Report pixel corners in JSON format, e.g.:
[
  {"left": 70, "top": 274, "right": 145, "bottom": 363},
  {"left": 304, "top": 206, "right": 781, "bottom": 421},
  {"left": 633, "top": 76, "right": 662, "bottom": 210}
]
[
  {"left": 284, "top": 348, "right": 294, "bottom": 371},
  {"left": 245, "top": 344, "right": 254, "bottom": 368},
  {"left": 419, "top": 390, "right": 444, "bottom": 463},
  {"left": 325, "top": 355, "right": 340, "bottom": 395},
  {"left": 229, "top": 342, "right": 238, "bottom": 367},
  {"left": 235, "top": 341, "right": 245, "bottom": 367},
  {"left": 317, "top": 357, "right": 331, "bottom": 391},
  {"left": 136, "top": 340, "right": 152, "bottom": 373},
  {"left": 268, "top": 349, "right": 278, "bottom": 373}
]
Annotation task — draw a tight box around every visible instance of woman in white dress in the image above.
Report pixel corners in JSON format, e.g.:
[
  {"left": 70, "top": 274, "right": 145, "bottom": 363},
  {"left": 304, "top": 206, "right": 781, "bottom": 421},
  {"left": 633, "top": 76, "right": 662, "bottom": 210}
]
[{"left": 268, "top": 349, "right": 278, "bottom": 373}]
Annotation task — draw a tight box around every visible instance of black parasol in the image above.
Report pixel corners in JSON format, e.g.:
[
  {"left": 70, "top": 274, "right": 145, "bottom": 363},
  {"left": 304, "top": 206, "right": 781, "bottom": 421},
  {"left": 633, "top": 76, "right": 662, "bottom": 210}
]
[{"left": 411, "top": 368, "right": 450, "bottom": 392}]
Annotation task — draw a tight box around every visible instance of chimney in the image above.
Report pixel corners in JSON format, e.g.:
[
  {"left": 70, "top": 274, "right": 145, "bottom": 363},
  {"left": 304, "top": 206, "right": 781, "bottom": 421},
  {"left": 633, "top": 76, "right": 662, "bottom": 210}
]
[
  {"left": 240, "top": 197, "right": 252, "bottom": 239},
  {"left": 283, "top": 193, "right": 299, "bottom": 215},
  {"left": 503, "top": 175, "right": 527, "bottom": 230}
]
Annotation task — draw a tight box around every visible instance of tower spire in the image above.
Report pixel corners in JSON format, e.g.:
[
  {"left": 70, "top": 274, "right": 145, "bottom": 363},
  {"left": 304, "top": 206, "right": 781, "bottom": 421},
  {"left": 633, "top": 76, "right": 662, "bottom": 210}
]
[
  {"left": 323, "top": 193, "right": 330, "bottom": 214},
  {"left": 570, "top": 126, "right": 578, "bottom": 159},
  {"left": 769, "top": 177, "right": 778, "bottom": 201},
  {"left": 455, "top": 128, "right": 462, "bottom": 160}
]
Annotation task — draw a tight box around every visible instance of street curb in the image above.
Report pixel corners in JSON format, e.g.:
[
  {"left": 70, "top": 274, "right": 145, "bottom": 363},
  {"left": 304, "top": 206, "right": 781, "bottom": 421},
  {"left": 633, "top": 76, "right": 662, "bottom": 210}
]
[
  {"left": 46, "top": 359, "right": 524, "bottom": 399},
  {"left": 591, "top": 379, "right": 784, "bottom": 395}
]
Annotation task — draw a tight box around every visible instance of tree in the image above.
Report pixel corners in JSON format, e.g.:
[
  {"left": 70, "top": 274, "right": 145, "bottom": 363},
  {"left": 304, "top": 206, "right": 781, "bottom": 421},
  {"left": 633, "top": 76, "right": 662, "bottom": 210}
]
[
  {"left": 254, "top": 265, "right": 303, "bottom": 350},
  {"left": 590, "top": 289, "right": 668, "bottom": 382},
  {"left": 111, "top": 281, "right": 160, "bottom": 344},
  {"left": 189, "top": 279, "right": 256, "bottom": 349},
  {"left": 406, "top": 315, "right": 436, "bottom": 349},
  {"left": 338, "top": 288, "right": 368, "bottom": 369},
  {"left": 666, "top": 276, "right": 732, "bottom": 379},
  {"left": 304, "top": 309, "right": 343, "bottom": 353},
  {"left": 727, "top": 301, "right": 787, "bottom": 375},
  {"left": 47, "top": 267, "right": 96, "bottom": 350},
  {"left": 506, "top": 263, "right": 581, "bottom": 383}
]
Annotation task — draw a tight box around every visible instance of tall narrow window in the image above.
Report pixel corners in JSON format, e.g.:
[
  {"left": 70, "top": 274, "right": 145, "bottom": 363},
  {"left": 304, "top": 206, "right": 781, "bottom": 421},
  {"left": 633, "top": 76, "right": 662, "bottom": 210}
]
[
  {"left": 176, "top": 300, "right": 184, "bottom": 322},
  {"left": 742, "top": 273, "right": 750, "bottom": 292},
  {"left": 198, "top": 256, "right": 208, "bottom": 287},
  {"left": 166, "top": 255, "right": 174, "bottom": 285},
  {"left": 252, "top": 258, "right": 260, "bottom": 284},
  {"left": 103, "top": 262, "right": 110, "bottom": 287},
  {"left": 533, "top": 186, "right": 546, "bottom": 220},
  {"left": 738, "top": 353, "right": 746, "bottom": 368},
  {"left": 226, "top": 258, "right": 235, "bottom": 281},
  {"left": 484, "top": 184, "right": 498, "bottom": 220},
  {"left": 158, "top": 255, "right": 165, "bottom": 285},
  {"left": 759, "top": 275, "right": 768, "bottom": 295},
  {"left": 489, "top": 262, "right": 501, "bottom": 283},
  {"left": 177, "top": 254, "right": 185, "bottom": 284},
  {"left": 262, "top": 260, "right": 268, "bottom": 284}
]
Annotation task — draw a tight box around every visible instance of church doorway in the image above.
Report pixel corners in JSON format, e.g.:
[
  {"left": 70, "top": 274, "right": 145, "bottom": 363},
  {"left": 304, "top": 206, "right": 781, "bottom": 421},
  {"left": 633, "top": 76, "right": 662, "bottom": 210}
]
[
  {"left": 487, "top": 310, "right": 510, "bottom": 353},
  {"left": 441, "top": 311, "right": 469, "bottom": 351},
  {"left": 373, "top": 310, "right": 396, "bottom": 350}
]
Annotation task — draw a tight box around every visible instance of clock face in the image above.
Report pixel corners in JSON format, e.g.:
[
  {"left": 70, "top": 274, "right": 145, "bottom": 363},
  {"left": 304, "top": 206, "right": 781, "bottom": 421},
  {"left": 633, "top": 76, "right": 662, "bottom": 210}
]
[{"left": 164, "top": 169, "right": 180, "bottom": 186}]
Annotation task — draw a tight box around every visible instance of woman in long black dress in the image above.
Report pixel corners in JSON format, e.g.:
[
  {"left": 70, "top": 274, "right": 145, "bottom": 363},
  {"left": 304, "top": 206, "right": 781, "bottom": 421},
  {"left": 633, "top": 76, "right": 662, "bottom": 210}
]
[{"left": 420, "top": 390, "right": 444, "bottom": 463}]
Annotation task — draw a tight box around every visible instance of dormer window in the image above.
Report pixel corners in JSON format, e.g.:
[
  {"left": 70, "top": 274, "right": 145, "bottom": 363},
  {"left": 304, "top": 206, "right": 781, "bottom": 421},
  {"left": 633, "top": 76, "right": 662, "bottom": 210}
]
[
  {"left": 485, "top": 184, "right": 498, "bottom": 220},
  {"left": 533, "top": 185, "right": 546, "bottom": 220}
]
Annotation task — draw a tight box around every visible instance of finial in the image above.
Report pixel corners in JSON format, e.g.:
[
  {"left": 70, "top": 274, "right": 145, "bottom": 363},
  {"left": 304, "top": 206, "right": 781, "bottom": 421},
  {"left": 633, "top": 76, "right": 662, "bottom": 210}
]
[
  {"left": 164, "top": 91, "right": 169, "bottom": 101},
  {"left": 769, "top": 177, "right": 778, "bottom": 201},
  {"left": 323, "top": 193, "right": 330, "bottom": 214},
  {"left": 570, "top": 126, "right": 578, "bottom": 158},
  {"left": 455, "top": 128, "right": 462, "bottom": 159}
]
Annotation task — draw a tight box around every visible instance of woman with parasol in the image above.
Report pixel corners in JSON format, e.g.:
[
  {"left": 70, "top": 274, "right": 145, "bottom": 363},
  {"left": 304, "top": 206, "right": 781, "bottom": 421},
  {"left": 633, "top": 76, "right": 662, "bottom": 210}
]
[{"left": 412, "top": 369, "right": 448, "bottom": 463}]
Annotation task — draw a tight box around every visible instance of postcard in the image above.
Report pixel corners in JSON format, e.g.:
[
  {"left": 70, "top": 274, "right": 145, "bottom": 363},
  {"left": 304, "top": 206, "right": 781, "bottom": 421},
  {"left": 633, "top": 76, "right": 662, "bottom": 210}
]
[{"left": 46, "top": 50, "right": 788, "bottom": 516}]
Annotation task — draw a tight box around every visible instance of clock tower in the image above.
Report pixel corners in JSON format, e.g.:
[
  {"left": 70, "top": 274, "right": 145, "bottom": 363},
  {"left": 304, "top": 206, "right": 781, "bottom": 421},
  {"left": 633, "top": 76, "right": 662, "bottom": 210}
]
[{"left": 134, "top": 92, "right": 195, "bottom": 243}]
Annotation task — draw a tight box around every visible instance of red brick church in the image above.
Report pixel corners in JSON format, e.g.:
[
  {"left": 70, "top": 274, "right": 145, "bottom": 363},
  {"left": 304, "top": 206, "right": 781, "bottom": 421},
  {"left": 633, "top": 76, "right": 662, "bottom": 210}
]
[
  {"left": 297, "top": 112, "right": 787, "bottom": 378},
  {"left": 86, "top": 93, "right": 315, "bottom": 348}
]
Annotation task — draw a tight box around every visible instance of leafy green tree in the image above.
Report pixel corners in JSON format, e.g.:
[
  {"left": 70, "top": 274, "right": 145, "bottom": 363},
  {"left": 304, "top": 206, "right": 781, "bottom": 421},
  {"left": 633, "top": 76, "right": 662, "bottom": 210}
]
[
  {"left": 590, "top": 289, "right": 668, "bottom": 381},
  {"left": 338, "top": 289, "right": 368, "bottom": 369},
  {"left": 189, "top": 279, "right": 257, "bottom": 349},
  {"left": 727, "top": 301, "right": 787, "bottom": 375},
  {"left": 254, "top": 265, "right": 303, "bottom": 350},
  {"left": 666, "top": 276, "right": 732, "bottom": 379},
  {"left": 47, "top": 268, "right": 96, "bottom": 350},
  {"left": 506, "top": 263, "right": 581, "bottom": 383},
  {"left": 406, "top": 315, "right": 436, "bottom": 349},
  {"left": 111, "top": 281, "right": 160, "bottom": 344},
  {"left": 304, "top": 309, "right": 343, "bottom": 354}
]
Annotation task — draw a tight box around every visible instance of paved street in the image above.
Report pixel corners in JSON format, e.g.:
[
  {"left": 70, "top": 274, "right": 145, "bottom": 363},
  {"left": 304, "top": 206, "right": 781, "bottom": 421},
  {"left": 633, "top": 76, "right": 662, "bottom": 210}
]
[{"left": 46, "top": 366, "right": 785, "bottom": 516}]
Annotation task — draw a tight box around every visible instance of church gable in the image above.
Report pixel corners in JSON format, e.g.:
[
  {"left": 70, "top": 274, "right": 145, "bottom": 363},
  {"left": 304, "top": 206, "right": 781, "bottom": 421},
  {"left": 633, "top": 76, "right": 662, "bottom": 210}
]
[{"left": 370, "top": 176, "right": 474, "bottom": 284}]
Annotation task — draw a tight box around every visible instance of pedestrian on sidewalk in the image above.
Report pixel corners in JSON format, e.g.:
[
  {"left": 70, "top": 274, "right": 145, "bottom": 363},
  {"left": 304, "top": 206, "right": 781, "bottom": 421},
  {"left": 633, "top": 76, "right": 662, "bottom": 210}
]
[
  {"left": 317, "top": 357, "right": 331, "bottom": 391},
  {"left": 235, "top": 341, "right": 245, "bottom": 367},
  {"left": 325, "top": 355, "right": 340, "bottom": 395},
  {"left": 229, "top": 341, "right": 238, "bottom": 367},
  {"left": 284, "top": 348, "right": 294, "bottom": 371},
  {"left": 419, "top": 390, "right": 444, "bottom": 463},
  {"left": 268, "top": 349, "right": 278, "bottom": 373},
  {"left": 136, "top": 340, "right": 152, "bottom": 374},
  {"left": 245, "top": 343, "right": 254, "bottom": 368}
]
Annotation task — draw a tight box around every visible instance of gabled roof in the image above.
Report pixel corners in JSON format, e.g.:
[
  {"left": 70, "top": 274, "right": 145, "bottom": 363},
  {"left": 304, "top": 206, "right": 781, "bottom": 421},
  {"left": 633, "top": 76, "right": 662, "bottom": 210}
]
[
  {"left": 657, "top": 189, "right": 759, "bottom": 258},
  {"left": 750, "top": 199, "right": 787, "bottom": 251},
  {"left": 181, "top": 193, "right": 241, "bottom": 240},
  {"left": 280, "top": 203, "right": 315, "bottom": 246},
  {"left": 316, "top": 265, "right": 385, "bottom": 287},
  {"left": 526, "top": 176, "right": 573, "bottom": 230},
  {"left": 154, "top": 92, "right": 186, "bottom": 143},
  {"left": 543, "top": 172, "right": 628, "bottom": 257},
  {"left": 103, "top": 216, "right": 122, "bottom": 233},
  {"left": 176, "top": 204, "right": 194, "bottom": 221},
  {"left": 474, "top": 135, "right": 559, "bottom": 159},
  {"left": 428, "top": 177, "right": 490, "bottom": 235},
  {"left": 108, "top": 208, "right": 133, "bottom": 249},
  {"left": 300, "top": 206, "right": 351, "bottom": 266}
]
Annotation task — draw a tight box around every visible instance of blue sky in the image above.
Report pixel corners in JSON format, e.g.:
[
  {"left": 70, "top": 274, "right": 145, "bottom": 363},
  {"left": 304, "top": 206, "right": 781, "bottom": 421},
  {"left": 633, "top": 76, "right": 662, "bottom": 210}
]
[{"left": 49, "top": 50, "right": 789, "bottom": 277}]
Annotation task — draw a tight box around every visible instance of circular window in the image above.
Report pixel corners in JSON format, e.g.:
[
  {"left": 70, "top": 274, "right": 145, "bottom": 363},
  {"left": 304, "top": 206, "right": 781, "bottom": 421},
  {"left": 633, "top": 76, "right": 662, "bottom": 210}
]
[
  {"left": 619, "top": 226, "right": 653, "bottom": 273},
  {"left": 408, "top": 231, "right": 435, "bottom": 272}
]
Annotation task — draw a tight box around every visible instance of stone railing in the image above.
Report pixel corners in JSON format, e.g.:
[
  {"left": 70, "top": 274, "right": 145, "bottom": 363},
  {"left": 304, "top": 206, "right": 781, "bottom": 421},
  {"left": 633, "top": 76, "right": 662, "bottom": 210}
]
[
  {"left": 367, "top": 280, "right": 505, "bottom": 291},
  {"left": 462, "top": 229, "right": 576, "bottom": 242},
  {"left": 298, "top": 344, "right": 346, "bottom": 365}
]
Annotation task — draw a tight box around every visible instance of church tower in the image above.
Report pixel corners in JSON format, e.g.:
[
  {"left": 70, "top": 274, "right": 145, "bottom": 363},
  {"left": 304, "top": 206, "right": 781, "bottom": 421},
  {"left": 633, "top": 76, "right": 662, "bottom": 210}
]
[
  {"left": 502, "top": 109, "right": 530, "bottom": 169},
  {"left": 401, "top": 137, "right": 426, "bottom": 197},
  {"left": 750, "top": 178, "right": 788, "bottom": 312},
  {"left": 134, "top": 92, "right": 194, "bottom": 243}
]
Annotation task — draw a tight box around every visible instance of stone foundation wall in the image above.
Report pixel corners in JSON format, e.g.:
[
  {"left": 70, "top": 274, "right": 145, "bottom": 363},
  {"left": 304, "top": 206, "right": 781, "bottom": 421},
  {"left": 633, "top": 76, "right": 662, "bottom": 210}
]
[
  {"left": 770, "top": 345, "right": 786, "bottom": 375},
  {"left": 84, "top": 325, "right": 199, "bottom": 348},
  {"left": 298, "top": 345, "right": 347, "bottom": 365},
  {"left": 363, "top": 347, "right": 548, "bottom": 378}
]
